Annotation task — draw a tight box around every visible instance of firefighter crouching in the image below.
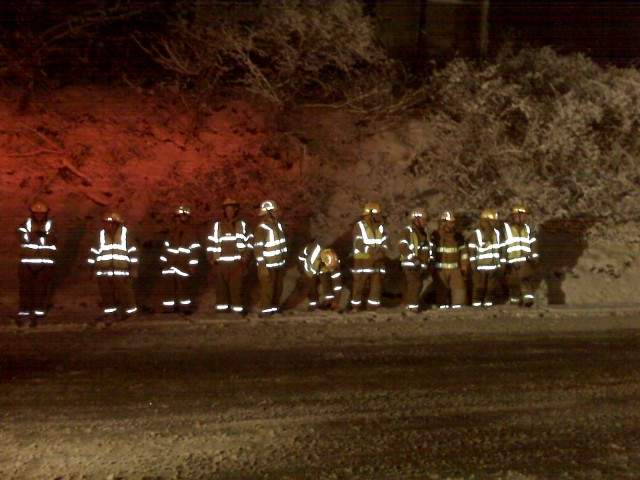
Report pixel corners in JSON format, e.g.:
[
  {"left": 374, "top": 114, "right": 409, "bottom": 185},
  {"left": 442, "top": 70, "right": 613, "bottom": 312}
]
[
  {"left": 253, "top": 199, "right": 288, "bottom": 317},
  {"left": 430, "top": 211, "right": 469, "bottom": 309},
  {"left": 468, "top": 208, "right": 504, "bottom": 307},
  {"left": 398, "top": 207, "right": 432, "bottom": 313},
  {"left": 503, "top": 205, "right": 539, "bottom": 307},
  {"left": 160, "top": 206, "right": 200, "bottom": 314},
  {"left": 298, "top": 243, "right": 342, "bottom": 311},
  {"left": 350, "top": 202, "right": 388, "bottom": 312},
  {"left": 207, "top": 198, "right": 252, "bottom": 315},
  {"left": 17, "top": 201, "right": 57, "bottom": 325},
  {"left": 88, "top": 211, "right": 138, "bottom": 320}
]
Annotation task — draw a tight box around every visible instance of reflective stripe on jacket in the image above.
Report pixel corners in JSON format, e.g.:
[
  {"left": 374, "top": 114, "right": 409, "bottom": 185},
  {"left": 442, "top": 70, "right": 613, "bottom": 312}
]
[
  {"left": 353, "top": 220, "right": 387, "bottom": 260},
  {"left": 503, "top": 222, "right": 538, "bottom": 264},
  {"left": 398, "top": 224, "right": 431, "bottom": 268},
  {"left": 207, "top": 218, "right": 251, "bottom": 263},
  {"left": 160, "top": 227, "right": 201, "bottom": 277},
  {"left": 18, "top": 218, "right": 57, "bottom": 265},
  {"left": 468, "top": 228, "right": 503, "bottom": 271},
  {"left": 431, "top": 230, "right": 468, "bottom": 270},
  {"left": 88, "top": 225, "right": 138, "bottom": 276},
  {"left": 254, "top": 218, "right": 287, "bottom": 269},
  {"left": 298, "top": 242, "right": 322, "bottom": 277}
]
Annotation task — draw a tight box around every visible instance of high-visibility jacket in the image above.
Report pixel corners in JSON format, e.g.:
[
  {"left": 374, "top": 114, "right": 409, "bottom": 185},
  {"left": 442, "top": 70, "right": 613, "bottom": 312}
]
[
  {"left": 353, "top": 219, "right": 387, "bottom": 260},
  {"left": 430, "top": 229, "right": 469, "bottom": 270},
  {"left": 207, "top": 217, "right": 252, "bottom": 264},
  {"left": 160, "top": 227, "right": 201, "bottom": 277},
  {"left": 298, "top": 242, "right": 323, "bottom": 278},
  {"left": 468, "top": 227, "right": 503, "bottom": 271},
  {"left": 88, "top": 225, "right": 139, "bottom": 277},
  {"left": 398, "top": 224, "right": 431, "bottom": 269},
  {"left": 503, "top": 222, "right": 539, "bottom": 264},
  {"left": 18, "top": 218, "right": 57, "bottom": 265},
  {"left": 253, "top": 216, "right": 287, "bottom": 269}
]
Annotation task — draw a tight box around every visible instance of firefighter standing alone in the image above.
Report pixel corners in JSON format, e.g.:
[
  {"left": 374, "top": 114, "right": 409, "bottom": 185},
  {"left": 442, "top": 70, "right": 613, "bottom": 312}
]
[{"left": 17, "top": 201, "right": 57, "bottom": 325}]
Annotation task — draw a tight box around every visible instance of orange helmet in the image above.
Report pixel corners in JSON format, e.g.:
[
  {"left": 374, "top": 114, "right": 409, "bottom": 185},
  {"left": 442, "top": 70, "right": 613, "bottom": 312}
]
[
  {"left": 320, "top": 248, "right": 339, "bottom": 270},
  {"left": 30, "top": 201, "right": 49, "bottom": 213}
]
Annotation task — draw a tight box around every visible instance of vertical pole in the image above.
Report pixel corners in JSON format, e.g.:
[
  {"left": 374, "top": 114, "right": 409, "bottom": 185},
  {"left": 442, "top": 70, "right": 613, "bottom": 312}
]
[{"left": 479, "top": 0, "right": 489, "bottom": 58}]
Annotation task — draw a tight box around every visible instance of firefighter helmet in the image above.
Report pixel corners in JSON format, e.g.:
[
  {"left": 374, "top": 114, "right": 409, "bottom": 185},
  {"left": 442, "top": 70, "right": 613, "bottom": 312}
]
[
  {"left": 223, "top": 198, "right": 240, "bottom": 208},
  {"left": 411, "top": 207, "right": 427, "bottom": 219},
  {"left": 320, "top": 248, "right": 339, "bottom": 270},
  {"left": 363, "top": 202, "right": 382, "bottom": 215},
  {"left": 440, "top": 211, "right": 455, "bottom": 222},
  {"left": 175, "top": 205, "right": 191, "bottom": 216},
  {"left": 259, "top": 199, "right": 277, "bottom": 216},
  {"left": 102, "top": 210, "right": 124, "bottom": 223},
  {"left": 512, "top": 205, "right": 528, "bottom": 214},
  {"left": 480, "top": 208, "right": 499, "bottom": 220},
  {"left": 29, "top": 201, "right": 49, "bottom": 213}
]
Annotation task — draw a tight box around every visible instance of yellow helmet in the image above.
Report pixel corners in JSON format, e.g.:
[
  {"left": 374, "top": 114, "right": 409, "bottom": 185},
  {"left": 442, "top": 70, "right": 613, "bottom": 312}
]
[
  {"left": 411, "top": 207, "right": 427, "bottom": 219},
  {"left": 512, "top": 205, "right": 528, "bottom": 214},
  {"left": 102, "top": 210, "right": 124, "bottom": 223},
  {"left": 223, "top": 198, "right": 240, "bottom": 207},
  {"left": 29, "top": 201, "right": 49, "bottom": 213},
  {"left": 259, "top": 199, "right": 277, "bottom": 216},
  {"left": 480, "top": 208, "right": 499, "bottom": 220},
  {"left": 175, "top": 205, "right": 191, "bottom": 216},
  {"left": 440, "top": 211, "right": 455, "bottom": 222},
  {"left": 320, "top": 248, "right": 339, "bottom": 270},
  {"left": 363, "top": 202, "right": 382, "bottom": 215}
]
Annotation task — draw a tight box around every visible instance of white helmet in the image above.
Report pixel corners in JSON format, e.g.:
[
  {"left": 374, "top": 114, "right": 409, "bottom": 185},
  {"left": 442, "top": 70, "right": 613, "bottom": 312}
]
[{"left": 259, "top": 199, "right": 277, "bottom": 216}]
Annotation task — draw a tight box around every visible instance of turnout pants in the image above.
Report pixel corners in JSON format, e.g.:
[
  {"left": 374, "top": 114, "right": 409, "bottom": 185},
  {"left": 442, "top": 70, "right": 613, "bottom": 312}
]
[
  {"left": 214, "top": 262, "right": 245, "bottom": 312},
  {"left": 351, "top": 258, "right": 383, "bottom": 310},
  {"left": 97, "top": 276, "right": 136, "bottom": 316},
  {"left": 258, "top": 266, "right": 285, "bottom": 314},
  {"left": 402, "top": 266, "right": 424, "bottom": 312},
  {"left": 161, "top": 273, "right": 193, "bottom": 312},
  {"left": 19, "top": 264, "right": 54, "bottom": 316},
  {"left": 433, "top": 268, "right": 466, "bottom": 308},
  {"left": 505, "top": 262, "right": 536, "bottom": 305},
  {"left": 304, "top": 274, "right": 336, "bottom": 309},
  {"left": 471, "top": 269, "right": 500, "bottom": 306}
]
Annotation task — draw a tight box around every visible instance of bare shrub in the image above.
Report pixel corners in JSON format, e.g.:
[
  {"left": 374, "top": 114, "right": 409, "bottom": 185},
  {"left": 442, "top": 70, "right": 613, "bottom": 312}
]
[{"left": 418, "top": 47, "right": 640, "bottom": 229}]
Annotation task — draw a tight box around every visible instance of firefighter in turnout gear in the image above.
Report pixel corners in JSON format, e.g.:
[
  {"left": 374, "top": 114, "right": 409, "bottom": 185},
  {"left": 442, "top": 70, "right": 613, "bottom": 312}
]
[
  {"left": 430, "top": 211, "right": 469, "bottom": 309},
  {"left": 298, "top": 243, "right": 342, "bottom": 311},
  {"left": 207, "top": 198, "right": 252, "bottom": 315},
  {"left": 468, "top": 209, "right": 504, "bottom": 307},
  {"left": 503, "top": 205, "right": 539, "bottom": 307},
  {"left": 350, "top": 202, "right": 388, "bottom": 311},
  {"left": 160, "top": 206, "right": 201, "bottom": 314},
  {"left": 16, "top": 201, "right": 57, "bottom": 324},
  {"left": 88, "top": 211, "right": 138, "bottom": 320},
  {"left": 253, "top": 199, "right": 288, "bottom": 316},
  {"left": 398, "top": 207, "right": 432, "bottom": 313}
]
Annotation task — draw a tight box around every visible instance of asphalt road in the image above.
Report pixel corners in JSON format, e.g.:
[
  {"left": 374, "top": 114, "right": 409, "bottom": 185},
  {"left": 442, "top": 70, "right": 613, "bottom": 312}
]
[{"left": 1, "top": 313, "right": 640, "bottom": 479}]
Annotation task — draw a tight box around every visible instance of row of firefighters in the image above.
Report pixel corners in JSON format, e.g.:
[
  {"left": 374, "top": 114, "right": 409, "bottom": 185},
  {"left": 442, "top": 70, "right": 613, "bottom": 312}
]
[{"left": 17, "top": 198, "right": 538, "bottom": 322}]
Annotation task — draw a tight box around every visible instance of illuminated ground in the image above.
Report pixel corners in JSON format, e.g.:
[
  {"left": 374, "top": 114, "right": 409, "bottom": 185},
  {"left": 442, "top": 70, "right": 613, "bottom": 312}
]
[{"left": 2, "top": 307, "right": 639, "bottom": 479}]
